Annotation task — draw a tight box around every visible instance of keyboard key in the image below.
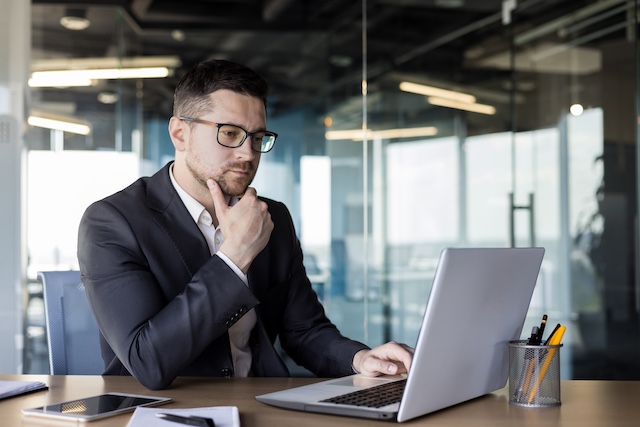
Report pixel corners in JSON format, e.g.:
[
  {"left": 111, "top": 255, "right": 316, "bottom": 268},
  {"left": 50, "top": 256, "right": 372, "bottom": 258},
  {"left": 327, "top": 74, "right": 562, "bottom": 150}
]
[{"left": 320, "top": 379, "right": 407, "bottom": 408}]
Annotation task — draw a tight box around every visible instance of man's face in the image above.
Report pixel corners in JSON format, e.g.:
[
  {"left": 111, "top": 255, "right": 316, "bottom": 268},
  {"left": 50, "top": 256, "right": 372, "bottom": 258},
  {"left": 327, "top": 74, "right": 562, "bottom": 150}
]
[{"left": 182, "top": 89, "right": 265, "bottom": 197}]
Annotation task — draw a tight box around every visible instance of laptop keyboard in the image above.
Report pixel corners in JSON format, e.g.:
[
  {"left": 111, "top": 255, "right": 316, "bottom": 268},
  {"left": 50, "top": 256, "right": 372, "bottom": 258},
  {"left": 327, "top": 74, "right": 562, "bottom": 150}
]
[{"left": 320, "top": 379, "right": 407, "bottom": 408}]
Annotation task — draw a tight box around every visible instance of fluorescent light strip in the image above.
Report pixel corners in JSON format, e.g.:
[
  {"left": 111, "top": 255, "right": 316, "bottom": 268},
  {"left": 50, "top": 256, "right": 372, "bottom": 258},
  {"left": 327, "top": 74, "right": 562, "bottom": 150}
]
[
  {"left": 28, "top": 116, "right": 91, "bottom": 135},
  {"left": 31, "top": 56, "right": 181, "bottom": 71},
  {"left": 373, "top": 126, "right": 438, "bottom": 139},
  {"left": 29, "top": 67, "right": 170, "bottom": 87},
  {"left": 29, "top": 76, "right": 93, "bottom": 87},
  {"left": 399, "top": 81, "right": 476, "bottom": 103},
  {"left": 325, "top": 126, "right": 437, "bottom": 141},
  {"left": 427, "top": 97, "right": 496, "bottom": 115}
]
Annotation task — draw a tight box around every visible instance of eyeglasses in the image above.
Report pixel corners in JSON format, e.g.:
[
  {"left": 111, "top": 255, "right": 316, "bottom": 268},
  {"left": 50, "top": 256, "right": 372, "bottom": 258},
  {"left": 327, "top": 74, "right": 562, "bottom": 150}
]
[{"left": 179, "top": 117, "right": 277, "bottom": 153}]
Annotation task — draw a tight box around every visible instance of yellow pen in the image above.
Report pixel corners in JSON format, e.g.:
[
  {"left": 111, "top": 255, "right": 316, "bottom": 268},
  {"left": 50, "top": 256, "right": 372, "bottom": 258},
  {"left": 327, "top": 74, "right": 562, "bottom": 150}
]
[{"left": 527, "top": 325, "right": 566, "bottom": 403}]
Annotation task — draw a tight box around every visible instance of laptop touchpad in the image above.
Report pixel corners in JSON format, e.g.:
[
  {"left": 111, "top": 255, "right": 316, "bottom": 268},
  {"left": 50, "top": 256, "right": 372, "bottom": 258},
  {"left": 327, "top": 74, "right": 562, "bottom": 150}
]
[{"left": 331, "top": 376, "right": 401, "bottom": 388}]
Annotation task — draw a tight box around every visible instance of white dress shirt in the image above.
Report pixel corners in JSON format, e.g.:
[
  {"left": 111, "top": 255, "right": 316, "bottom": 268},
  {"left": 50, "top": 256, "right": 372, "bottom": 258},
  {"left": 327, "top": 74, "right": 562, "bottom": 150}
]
[{"left": 169, "top": 166, "right": 256, "bottom": 377}]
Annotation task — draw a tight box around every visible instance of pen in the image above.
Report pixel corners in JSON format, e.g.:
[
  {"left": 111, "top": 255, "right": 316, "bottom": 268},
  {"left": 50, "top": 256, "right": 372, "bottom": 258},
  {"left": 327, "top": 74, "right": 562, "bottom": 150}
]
[
  {"left": 514, "top": 326, "right": 539, "bottom": 401},
  {"left": 156, "top": 413, "right": 216, "bottom": 427},
  {"left": 535, "top": 314, "right": 547, "bottom": 344},
  {"left": 527, "top": 326, "right": 539, "bottom": 345},
  {"left": 516, "top": 320, "right": 552, "bottom": 402},
  {"left": 543, "top": 323, "right": 561, "bottom": 345},
  {"left": 527, "top": 325, "right": 566, "bottom": 403}
]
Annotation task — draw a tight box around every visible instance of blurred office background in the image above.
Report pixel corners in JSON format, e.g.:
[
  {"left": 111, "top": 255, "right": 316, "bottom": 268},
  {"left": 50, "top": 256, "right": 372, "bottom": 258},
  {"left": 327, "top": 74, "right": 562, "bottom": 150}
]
[{"left": 1, "top": 0, "right": 638, "bottom": 380}]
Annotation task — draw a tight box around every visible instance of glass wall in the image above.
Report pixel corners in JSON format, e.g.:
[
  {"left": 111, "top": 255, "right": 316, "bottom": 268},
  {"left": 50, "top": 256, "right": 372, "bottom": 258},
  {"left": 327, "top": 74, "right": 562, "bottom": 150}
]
[
  {"left": 509, "top": 0, "right": 640, "bottom": 379},
  {"left": 25, "top": 4, "right": 149, "bottom": 373},
  {"left": 23, "top": 0, "right": 640, "bottom": 380}
]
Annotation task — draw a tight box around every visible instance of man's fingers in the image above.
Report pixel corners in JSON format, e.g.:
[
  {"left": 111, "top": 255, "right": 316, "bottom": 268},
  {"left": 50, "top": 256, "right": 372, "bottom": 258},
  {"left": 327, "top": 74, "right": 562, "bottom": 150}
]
[
  {"left": 358, "top": 342, "right": 414, "bottom": 376},
  {"left": 363, "top": 357, "right": 402, "bottom": 376},
  {"left": 394, "top": 343, "right": 413, "bottom": 371},
  {"left": 207, "top": 179, "right": 227, "bottom": 214},
  {"left": 399, "top": 343, "right": 415, "bottom": 353}
]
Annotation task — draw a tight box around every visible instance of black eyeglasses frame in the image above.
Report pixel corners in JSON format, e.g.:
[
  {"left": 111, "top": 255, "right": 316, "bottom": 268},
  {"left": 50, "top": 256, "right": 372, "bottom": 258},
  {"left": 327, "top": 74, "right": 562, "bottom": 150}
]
[{"left": 178, "top": 116, "right": 277, "bottom": 153}]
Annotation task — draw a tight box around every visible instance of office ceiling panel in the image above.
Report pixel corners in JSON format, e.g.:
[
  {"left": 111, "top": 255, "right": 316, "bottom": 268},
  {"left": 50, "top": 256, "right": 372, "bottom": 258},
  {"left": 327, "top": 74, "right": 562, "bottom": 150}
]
[{"left": 29, "top": 0, "right": 631, "bottom": 130}]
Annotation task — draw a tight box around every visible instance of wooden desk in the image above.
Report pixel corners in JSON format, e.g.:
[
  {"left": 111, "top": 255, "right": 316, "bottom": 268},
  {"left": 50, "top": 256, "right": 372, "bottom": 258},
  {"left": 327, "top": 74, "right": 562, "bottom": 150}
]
[{"left": 1, "top": 375, "right": 638, "bottom": 426}]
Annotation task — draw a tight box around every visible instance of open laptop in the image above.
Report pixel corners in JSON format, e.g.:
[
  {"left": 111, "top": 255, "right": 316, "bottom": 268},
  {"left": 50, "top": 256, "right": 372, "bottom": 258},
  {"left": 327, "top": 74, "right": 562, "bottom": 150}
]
[{"left": 256, "top": 247, "right": 545, "bottom": 422}]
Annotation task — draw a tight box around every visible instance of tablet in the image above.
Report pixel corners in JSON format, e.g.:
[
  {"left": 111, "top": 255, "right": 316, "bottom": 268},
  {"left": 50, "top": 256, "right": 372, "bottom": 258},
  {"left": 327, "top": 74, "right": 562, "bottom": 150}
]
[{"left": 21, "top": 392, "right": 171, "bottom": 422}]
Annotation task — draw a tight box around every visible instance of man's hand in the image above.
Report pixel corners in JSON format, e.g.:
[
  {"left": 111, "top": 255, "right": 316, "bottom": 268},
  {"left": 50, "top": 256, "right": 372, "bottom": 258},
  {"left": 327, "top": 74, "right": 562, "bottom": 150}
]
[
  {"left": 207, "top": 179, "right": 273, "bottom": 273},
  {"left": 352, "top": 342, "right": 414, "bottom": 377}
]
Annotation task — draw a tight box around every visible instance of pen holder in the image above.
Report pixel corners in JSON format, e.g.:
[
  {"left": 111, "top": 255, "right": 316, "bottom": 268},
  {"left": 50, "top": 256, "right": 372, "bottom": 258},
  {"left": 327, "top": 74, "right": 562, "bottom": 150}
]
[{"left": 508, "top": 340, "right": 562, "bottom": 407}]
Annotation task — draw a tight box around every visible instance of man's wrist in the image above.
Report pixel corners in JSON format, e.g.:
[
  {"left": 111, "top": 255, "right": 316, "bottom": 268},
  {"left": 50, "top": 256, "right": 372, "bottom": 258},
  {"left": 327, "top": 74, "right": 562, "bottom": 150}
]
[
  {"left": 352, "top": 349, "right": 366, "bottom": 374},
  {"left": 217, "top": 243, "right": 251, "bottom": 274},
  {"left": 216, "top": 251, "right": 249, "bottom": 286}
]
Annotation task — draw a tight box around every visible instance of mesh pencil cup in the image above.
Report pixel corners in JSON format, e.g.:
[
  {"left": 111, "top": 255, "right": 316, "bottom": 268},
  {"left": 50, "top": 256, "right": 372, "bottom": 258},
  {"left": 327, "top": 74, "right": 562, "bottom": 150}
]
[{"left": 508, "top": 340, "right": 562, "bottom": 407}]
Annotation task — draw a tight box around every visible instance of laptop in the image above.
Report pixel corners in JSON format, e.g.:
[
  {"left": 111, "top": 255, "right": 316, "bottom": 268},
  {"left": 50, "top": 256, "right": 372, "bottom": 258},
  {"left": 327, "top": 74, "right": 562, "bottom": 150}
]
[{"left": 256, "top": 247, "right": 545, "bottom": 422}]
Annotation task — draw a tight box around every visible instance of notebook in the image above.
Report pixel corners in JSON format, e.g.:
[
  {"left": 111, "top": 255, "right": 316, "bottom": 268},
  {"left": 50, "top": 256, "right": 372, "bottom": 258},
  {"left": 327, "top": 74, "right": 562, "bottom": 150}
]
[
  {"left": 256, "top": 247, "right": 545, "bottom": 422},
  {"left": 0, "top": 380, "right": 47, "bottom": 400}
]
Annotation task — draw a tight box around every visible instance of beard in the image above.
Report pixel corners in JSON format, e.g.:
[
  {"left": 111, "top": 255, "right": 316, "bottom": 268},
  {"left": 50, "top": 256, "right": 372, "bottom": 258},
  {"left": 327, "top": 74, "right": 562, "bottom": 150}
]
[
  {"left": 213, "top": 166, "right": 256, "bottom": 196},
  {"left": 186, "top": 158, "right": 256, "bottom": 197}
]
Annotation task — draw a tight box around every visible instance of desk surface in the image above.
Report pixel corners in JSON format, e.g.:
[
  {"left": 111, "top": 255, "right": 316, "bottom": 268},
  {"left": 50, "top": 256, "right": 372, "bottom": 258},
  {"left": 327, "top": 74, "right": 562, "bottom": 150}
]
[{"left": 1, "top": 375, "right": 639, "bottom": 426}]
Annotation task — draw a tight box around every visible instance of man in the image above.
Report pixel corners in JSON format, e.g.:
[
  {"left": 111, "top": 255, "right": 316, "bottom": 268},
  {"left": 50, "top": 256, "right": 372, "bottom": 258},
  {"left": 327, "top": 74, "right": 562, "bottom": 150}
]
[{"left": 78, "top": 59, "right": 412, "bottom": 390}]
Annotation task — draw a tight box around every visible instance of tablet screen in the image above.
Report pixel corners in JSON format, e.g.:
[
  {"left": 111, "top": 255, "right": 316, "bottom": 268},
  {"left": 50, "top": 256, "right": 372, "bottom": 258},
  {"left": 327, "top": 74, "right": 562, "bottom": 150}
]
[{"left": 22, "top": 392, "right": 171, "bottom": 421}]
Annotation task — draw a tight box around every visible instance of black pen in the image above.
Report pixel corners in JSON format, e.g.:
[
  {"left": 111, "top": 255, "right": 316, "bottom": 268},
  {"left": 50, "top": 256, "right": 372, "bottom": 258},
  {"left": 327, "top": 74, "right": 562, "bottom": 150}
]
[
  {"left": 543, "top": 323, "right": 562, "bottom": 345},
  {"left": 156, "top": 413, "right": 216, "bottom": 427},
  {"left": 538, "top": 323, "right": 562, "bottom": 360},
  {"left": 535, "top": 314, "right": 548, "bottom": 344},
  {"left": 514, "top": 326, "right": 539, "bottom": 401},
  {"left": 527, "top": 326, "right": 539, "bottom": 345}
]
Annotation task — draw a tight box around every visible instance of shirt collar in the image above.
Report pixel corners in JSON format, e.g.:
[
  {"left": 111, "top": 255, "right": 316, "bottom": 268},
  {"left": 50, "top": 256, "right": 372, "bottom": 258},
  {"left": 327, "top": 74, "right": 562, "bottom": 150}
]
[{"left": 169, "top": 164, "right": 213, "bottom": 226}]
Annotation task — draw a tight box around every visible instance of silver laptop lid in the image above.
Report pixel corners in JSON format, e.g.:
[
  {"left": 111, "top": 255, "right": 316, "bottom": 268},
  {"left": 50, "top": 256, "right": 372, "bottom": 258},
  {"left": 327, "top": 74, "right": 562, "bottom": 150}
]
[{"left": 397, "top": 247, "right": 544, "bottom": 422}]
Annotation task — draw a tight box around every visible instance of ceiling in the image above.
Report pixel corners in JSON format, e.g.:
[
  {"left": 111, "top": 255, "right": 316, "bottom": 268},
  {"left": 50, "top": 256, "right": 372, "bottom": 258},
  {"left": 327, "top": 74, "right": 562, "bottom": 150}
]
[{"left": 29, "top": 0, "right": 627, "bottom": 133}]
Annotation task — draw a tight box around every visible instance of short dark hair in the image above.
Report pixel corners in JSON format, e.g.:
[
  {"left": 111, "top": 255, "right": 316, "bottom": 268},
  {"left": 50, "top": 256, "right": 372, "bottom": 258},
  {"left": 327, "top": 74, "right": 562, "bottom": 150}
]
[{"left": 172, "top": 59, "right": 269, "bottom": 118}]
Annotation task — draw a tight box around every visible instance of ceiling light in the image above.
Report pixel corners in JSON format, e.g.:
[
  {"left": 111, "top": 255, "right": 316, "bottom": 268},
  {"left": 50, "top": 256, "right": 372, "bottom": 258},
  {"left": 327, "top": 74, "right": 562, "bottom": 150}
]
[
  {"left": 29, "top": 67, "right": 170, "bottom": 88},
  {"left": 59, "top": 9, "right": 91, "bottom": 31},
  {"left": 400, "top": 82, "right": 476, "bottom": 104},
  {"left": 325, "top": 126, "right": 438, "bottom": 141},
  {"left": 31, "top": 56, "right": 181, "bottom": 71},
  {"left": 171, "top": 30, "right": 186, "bottom": 42},
  {"left": 570, "top": 104, "right": 584, "bottom": 116},
  {"left": 97, "top": 92, "right": 119, "bottom": 104},
  {"left": 427, "top": 97, "right": 496, "bottom": 115},
  {"left": 28, "top": 116, "right": 91, "bottom": 135},
  {"left": 28, "top": 76, "right": 93, "bottom": 88}
]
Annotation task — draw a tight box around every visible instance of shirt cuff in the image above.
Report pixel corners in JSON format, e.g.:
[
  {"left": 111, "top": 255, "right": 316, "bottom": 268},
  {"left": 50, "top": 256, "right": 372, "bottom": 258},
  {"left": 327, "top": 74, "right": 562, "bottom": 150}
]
[{"left": 216, "top": 251, "right": 249, "bottom": 287}]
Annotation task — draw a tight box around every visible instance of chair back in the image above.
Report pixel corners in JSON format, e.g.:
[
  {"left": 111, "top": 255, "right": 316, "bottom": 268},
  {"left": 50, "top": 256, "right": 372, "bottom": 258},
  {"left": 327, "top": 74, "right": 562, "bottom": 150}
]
[{"left": 38, "top": 270, "right": 104, "bottom": 375}]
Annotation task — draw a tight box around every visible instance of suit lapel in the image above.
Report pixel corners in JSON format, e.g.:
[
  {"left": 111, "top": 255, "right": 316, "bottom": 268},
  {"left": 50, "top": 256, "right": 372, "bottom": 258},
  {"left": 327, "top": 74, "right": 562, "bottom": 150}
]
[
  {"left": 249, "top": 246, "right": 290, "bottom": 377},
  {"left": 247, "top": 243, "right": 270, "bottom": 300},
  {"left": 245, "top": 210, "right": 292, "bottom": 376},
  {"left": 146, "top": 162, "right": 210, "bottom": 277}
]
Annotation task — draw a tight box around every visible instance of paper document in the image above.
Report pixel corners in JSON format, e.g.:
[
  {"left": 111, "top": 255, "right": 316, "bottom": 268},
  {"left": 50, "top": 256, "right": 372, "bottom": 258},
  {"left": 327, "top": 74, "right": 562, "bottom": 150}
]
[
  {"left": 126, "top": 406, "right": 240, "bottom": 427},
  {"left": 0, "top": 380, "right": 47, "bottom": 400}
]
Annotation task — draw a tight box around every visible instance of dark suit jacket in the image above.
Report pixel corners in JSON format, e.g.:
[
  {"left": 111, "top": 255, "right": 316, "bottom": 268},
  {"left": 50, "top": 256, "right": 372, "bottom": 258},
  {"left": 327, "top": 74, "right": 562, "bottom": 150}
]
[{"left": 78, "top": 162, "right": 367, "bottom": 390}]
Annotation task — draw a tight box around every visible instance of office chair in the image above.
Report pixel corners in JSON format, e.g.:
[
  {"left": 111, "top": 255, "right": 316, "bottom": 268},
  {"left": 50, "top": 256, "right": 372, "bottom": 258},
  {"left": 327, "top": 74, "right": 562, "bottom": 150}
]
[{"left": 38, "top": 270, "right": 104, "bottom": 375}]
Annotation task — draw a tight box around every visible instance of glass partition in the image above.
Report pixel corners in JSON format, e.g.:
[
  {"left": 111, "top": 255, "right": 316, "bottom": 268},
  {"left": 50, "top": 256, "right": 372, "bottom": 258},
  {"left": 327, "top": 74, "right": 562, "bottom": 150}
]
[
  {"left": 25, "top": 4, "right": 147, "bottom": 373},
  {"left": 23, "top": 0, "right": 640, "bottom": 380},
  {"left": 509, "top": 0, "right": 639, "bottom": 379}
]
